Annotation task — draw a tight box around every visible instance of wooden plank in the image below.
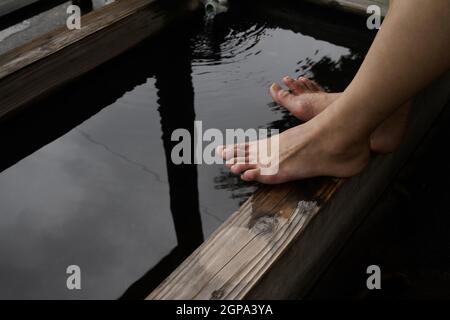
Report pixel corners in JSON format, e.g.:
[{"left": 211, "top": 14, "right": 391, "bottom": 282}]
[
  {"left": 0, "top": 0, "right": 201, "bottom": 121},
  {"left": 148, "top": 72, "right": 450, "bottom": 300},
  {"left": 149, "top": 179, "right": 341, "bottom": 300}
]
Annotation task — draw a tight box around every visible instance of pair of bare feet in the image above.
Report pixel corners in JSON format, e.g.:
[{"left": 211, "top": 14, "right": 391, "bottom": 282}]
[{"left": 218, "top": 76, "right": 411, "bottom": 184}]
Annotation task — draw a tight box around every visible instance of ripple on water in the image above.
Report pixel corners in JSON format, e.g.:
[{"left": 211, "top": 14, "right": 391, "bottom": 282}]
[{"left": 192, "top": 23, "right": 267, "bottom": 69}]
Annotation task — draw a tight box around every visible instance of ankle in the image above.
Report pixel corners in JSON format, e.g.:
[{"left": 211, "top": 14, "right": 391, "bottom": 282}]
[{"left": 310, "top": 113, "right": 371, "bottom": 157}]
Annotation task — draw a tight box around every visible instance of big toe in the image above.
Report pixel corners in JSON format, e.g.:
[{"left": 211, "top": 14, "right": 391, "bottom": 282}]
[
  {"left": 230, "top": 161, "right": 258, "bottom": 174},
  {"left": 241, "top": 168, "right": 280, "bottom": 184},
  {"left": 270, "top": 84, "right": 299, "bottom": 109},
  {"left": 241, "top": 168, "right": 261, "bottom": 182}
]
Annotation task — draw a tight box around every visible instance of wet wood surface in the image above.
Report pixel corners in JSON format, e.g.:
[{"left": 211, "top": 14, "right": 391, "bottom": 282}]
[
  {"left": 0, "top": 0, "right": 200, "bottom": 121},
  {"left": 148, "top": 73, "right": 450, "bottom": 299}
]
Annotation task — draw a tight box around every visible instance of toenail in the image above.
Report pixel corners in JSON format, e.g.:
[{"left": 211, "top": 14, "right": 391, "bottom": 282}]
[{"left": 224, "top": 148, "right": 234, "bottom": 159}]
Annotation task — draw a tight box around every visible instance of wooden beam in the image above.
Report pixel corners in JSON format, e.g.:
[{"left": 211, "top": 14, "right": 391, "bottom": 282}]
[
  {"left": 0, "top": 0, "right": 201, "bottom": 121},
  {"left": 148, "top": 72, "right": 450, "bottom": 299}
]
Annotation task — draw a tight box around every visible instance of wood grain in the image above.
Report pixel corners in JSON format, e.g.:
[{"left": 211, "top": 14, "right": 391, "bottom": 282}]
[{"left": 149, "top": 179, "right": 341, "bottom": 300}]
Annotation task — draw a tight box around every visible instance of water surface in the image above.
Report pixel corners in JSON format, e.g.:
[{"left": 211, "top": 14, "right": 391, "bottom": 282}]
[{"left": 0, "top": 2, "right": 369, "bottom": 299}]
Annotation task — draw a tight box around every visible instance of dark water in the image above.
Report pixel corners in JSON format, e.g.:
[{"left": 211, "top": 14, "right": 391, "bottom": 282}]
[{"left": 0, "top": 2, "right": 370, "bottom": 299}]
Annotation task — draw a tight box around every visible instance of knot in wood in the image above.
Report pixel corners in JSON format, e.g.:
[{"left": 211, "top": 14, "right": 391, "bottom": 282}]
[
  {"left": 297, "top": 200, "right": 318, "bottom": 216},
  {"left": 251, "top": 215, "right": 278, "bottom": 235},
  {"left": 210, "top": 289, "right": 225, "bottom": 300}
]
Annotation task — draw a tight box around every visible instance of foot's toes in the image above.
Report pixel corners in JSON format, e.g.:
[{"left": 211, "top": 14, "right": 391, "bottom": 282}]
[
  {"left": 241, "top": 168, "right": 261, "bottom": 182},
  {"left": 216, "top": 145, "right": 225, "bottom": 159},
  {"left": 270, "top": 84, "right": 303, "bottom": 113},
  {"left": 269, "top": 83, "right": 284, "bottom": 105},
  {"left": 310, "top": 79, "right": 324, "bottom": 91},
  {"left": 282, "top": 76, "right": 306, "bottom": 95},
  {"left": 242, "top": 168, "right": 282, "bottom": 184},
  {"left": 230, "top": 162, "right": 258, "bottom": 175},
  {"left": 217, "top": 144, "right": 248, "bottom": 160},
  {"left": 225, "top": 156, "right": 255, "bottom": 168},
  {"left": 298, "top": 77, "right": 323, "bottom": 92}
]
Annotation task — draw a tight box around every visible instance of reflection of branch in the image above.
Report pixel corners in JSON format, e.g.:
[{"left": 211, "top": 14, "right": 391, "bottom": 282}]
[
  {"left": 304, "top": 54, "right": 363, "bottom": 92},
  {"left": 214, "top": 168, "right": 257, "bottom": 205},
  {"left": 76, "top": 128, "right": 165, "bottom": 184}
]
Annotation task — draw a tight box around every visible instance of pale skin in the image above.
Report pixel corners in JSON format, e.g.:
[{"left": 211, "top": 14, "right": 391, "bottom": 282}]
[
  {"left": 219, "top": 0, "right": 450, "bottom": 184},
  {"left": 270, "top": 76, "right": 411, "bottom": 154}
]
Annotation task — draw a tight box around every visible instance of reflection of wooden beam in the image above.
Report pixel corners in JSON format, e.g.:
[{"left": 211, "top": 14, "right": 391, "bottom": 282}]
[
  {"left": 123, "top": 35, "right": 204, "bottom": 299},
  {"left": 0, "top": 0, "right": 201, "bottom": 121},
  {"left": 148, "top": 73, "right": 450, "bottom": 299},
  {"left": 154, "top": 34, "right": 204, "bottom": 248}
]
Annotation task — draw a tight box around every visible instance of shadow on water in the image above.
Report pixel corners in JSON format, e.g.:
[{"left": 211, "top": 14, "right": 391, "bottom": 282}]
[
  {"left": 1, "top": 11, "right": 207, "bottom": 299},
  {"left": 0, "top": 1, "right": 372, "bottom": 299}
]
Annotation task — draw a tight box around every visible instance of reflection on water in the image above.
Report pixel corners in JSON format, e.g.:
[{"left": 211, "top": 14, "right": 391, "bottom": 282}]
[{"left": 0, "top": 2, "right": 368, "bottom": 299}]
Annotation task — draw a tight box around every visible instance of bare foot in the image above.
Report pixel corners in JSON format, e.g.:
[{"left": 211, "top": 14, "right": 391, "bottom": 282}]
[
  {"left": 270, "top": 76, "right": 411, "bottom": 154},
  {"left": 270, "top": 76, "right": 336, "bottom": 120},
  {"left": 218, "top": 114, "right": 371, "bottom": 184}
]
